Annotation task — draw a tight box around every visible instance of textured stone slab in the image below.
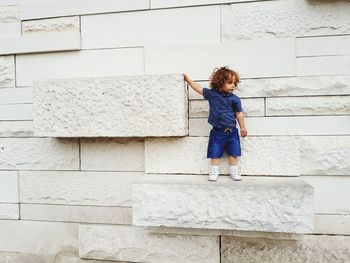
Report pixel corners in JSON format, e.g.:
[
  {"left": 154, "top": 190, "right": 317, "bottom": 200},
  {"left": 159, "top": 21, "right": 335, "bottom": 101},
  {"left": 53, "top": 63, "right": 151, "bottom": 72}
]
[
  {"left": 0, "top": 104, "right": 33, "bottom": 120},
  {"left": 0, "top": 203, "right": 18, "bottom": 219},
  {"left": 302, "top": 176, "right": 350, "bottom": 214},
  {"left": 189, "top": 76, "right": 350, "bottom": 99},
  {"left": 16, "top": 48, "right": 144, "bottom": 87},
  {"left": 189, "top": 116, "right": 350, "bottom": 136},
  {"left": 79, "top": 224, "right": 220, "bottom": 263},
  {"left": 221, "top": 0, "right": 350, "bottom": 40},
  {"left": 266, "top": 96, "right": 350, "bottom": 116},
  {"left": 22, "top": 16, "right": 80, "bottom": 35},
  {"left": 0, "top": 138, "right": 79, "bottom": 170},
  {"left": 296, "top": 35, "right": 350, "bottom": 57},
  {"left": 20, "top": 0, "right": 149, "bottom": 20},
  {"left": 189, "top": 98, "right": 264, "bottom": 117},
  {"left": 145, "top": 38, "right": 295, "bottom": 80},
  {"left": 21, "top": 204, "right": 132, "bottom": 225},
  {"left": 81, "top": 5, "right": 220, "bottom": 49},
  {"left": 0, "top": 220, "right": 78, "bottom": 255},
  {"left": 0, "top": 171, "right": 18, "bottom": 202},
  {"left": 300, "top": 136, "right": 350, "bottom": 175},
  {"left": 0, "top": 120, "right": 33, "bottom": 137},
  {"left": 81, "top": 138, "right": 144, "bottom": 171},
  {"left": 151, "top": 0, "right": 264, "bottom": 8},
  {"left": 145, "top": 136, "right": 300, "bottom": 176},
  {"left": 133, "top": 175, "right": 313, "bottom": 233},
  {"left": 0, "top": 55, "right": 15, "bottom": 87},
  {"left": 297, "top": 55, "right": 350, "bottom": 76},
  {"left": 0, "top": 32, "right": 81, "bottom": 55},
  {"left": 20, "top": 171, "right": 142, "bottom": 206},
  {"left": 221, "top": 235, "right": 350, "bottom": 263},
  {"left": 33, "top": 74, "right": 188, "bottom": 137},
  {"left": 0, "top": 5, "right": 19, "bottom": 23}
]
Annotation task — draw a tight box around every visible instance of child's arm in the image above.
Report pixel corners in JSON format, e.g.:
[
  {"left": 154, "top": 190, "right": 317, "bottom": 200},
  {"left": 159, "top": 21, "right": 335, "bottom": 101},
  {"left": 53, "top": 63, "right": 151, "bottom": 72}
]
[
  {"left": 236, "top": 112, "right": 247, "bottom": 137},
  {"left": 183, "top": 73, "right": 203, "bottom": 95}
]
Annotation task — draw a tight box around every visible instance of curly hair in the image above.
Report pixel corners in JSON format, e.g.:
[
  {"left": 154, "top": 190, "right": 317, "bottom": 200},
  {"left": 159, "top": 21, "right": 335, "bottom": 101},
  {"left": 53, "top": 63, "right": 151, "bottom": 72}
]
[{"left": 209, "top": 66, "right": 240, "bottom": 92}]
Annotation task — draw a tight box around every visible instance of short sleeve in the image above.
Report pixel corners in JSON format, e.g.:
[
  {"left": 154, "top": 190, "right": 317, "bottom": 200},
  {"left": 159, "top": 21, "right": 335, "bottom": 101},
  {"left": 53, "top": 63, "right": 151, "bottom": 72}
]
[
  {"left": 202, "top": 88, "right": 212, "bottom": 100},
  {"left": 233, "top": 96, "right": 243, "bottom": 112}
]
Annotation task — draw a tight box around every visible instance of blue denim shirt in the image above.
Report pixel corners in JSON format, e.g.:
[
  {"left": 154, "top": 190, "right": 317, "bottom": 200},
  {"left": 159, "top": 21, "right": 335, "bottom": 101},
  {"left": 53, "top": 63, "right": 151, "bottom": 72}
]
[{"left": 203, "top": 87, "right": 243, "bottom": 128}]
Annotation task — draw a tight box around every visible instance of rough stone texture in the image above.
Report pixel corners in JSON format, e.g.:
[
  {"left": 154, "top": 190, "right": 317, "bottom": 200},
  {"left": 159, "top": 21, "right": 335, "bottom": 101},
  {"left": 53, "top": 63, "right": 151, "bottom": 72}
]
[
  {"left": 0, "top": 138, "right": 79, "bottom": 170},
  {"left": 222, "top": 0, "right": 350, "bottom": 40},
  {"left": 33, "top": 74, "right": 188, "bottom": 137},
  {"left": 0, "top": 220, "right": 78, "bottom": 255},
  {"left": 145, "top": 136, "right": 300, "bottom": 176},
  {"left": 133, "top": 175, "right": 313, "bottom": 233},
  {"left": 0, "top": 5, "right": 20, "bottom": 23},
  {"left": 221, "top": 235, "right": 350, "bottom": 263},
  {"left": 0, "top": 55, "right": 15, "bottom": 87},
  {"left": 19, "top": 171, "right": 142, "bottom": 206},
  {"left": 80, "top": 138, "right": 144, "bottom": 171},
  {"left": 0, "top": 120, "right": 33, "bottom": 137},
  {"left": 300, "top": 136, "right": 350, "bottom": 175},
  {"left": 189, "top": 98, "right": 264, "bottom": 117},
  {"left": 21, "top": 204, "right": 132, "bottom": 225},
  {"left": 266, "top": 96, "right": 350, "bottom": 116},
  {"left": 79, "top": 224, "right": 220, "bottom": 263},
  {"left": 22, "top": 16, "right": 80, "bottom": 35},
  {"left": 189, "top": 76, "right": 350, "bottom": 99},
  {"left": 0, "top": 203, "right": 19, "bottom": 219}
]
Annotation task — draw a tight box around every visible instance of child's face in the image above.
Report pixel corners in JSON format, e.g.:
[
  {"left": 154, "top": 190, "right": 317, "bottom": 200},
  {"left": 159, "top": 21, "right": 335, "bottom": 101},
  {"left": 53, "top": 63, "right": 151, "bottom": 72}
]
[{"left": 220, "top": 75, "right": 236, "bottom": 94}]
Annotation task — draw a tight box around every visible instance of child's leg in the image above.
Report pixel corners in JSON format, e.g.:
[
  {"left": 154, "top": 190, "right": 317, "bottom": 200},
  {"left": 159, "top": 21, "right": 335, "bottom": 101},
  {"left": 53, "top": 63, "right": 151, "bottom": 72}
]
[
  {"left": 228, "top": 156, "right": 237, "bottom": 166},
  {"left": 208, "top": 158, "right": 220, "bottom": 182},
  {"left": 211, "top": 158, "right": 220, "bottom": 166},
  {"left": 228, "top": 156, "right": 241, "bottom": 181}
]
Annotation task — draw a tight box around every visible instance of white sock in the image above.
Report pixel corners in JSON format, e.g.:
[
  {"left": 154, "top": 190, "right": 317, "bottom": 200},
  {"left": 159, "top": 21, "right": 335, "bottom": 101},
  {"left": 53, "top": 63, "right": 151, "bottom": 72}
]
[
  {"left": 210, "top": 165, "right": 219, "bottom": 172},
  {"left": 229, "top": 165, "right": 238, "bottom": 170}
]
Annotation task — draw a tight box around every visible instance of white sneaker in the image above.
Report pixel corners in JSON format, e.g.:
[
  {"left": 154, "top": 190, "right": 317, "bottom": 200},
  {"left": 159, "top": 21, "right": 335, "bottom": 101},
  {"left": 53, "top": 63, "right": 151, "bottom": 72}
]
[
  {"left": 208, "top": 170, "right": 219, "bottom": 182},
  {"left": 229, "top": 167, "right": 242, "bottom": 181}
]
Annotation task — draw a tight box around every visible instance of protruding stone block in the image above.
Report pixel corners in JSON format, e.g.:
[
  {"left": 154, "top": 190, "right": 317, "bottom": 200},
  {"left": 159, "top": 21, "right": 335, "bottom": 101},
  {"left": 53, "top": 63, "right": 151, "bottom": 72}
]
[
  {"left": 79, "top": 224, "right": 219, "bottom": 263},
  {"left": 33, "top": 74, "right": 188, "bottom": 137},
  {"left": 133, "top": 175, "right": 313, "bottom": 234}
]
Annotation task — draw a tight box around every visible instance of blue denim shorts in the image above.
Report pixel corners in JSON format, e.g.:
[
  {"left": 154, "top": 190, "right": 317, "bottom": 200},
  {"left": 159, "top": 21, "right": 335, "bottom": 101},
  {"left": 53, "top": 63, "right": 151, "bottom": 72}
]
[{"left": 207, "top": 127, "right": 241, "bottom": 158}]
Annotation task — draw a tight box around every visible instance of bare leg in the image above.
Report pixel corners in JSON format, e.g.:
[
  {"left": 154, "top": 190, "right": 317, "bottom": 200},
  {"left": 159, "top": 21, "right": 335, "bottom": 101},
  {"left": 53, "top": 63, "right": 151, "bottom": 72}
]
[
  {"left": 211, "top": 158, "right": 220, "bottom": 166},
  {"left": 228, "top": 156, "right": 238, "bottom": 166}
]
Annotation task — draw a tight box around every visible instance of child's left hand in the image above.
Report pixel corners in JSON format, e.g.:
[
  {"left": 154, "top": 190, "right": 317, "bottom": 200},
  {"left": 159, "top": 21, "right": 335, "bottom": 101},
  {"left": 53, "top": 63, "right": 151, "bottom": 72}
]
[{"left": 240, "top": 128, "right": 247, "bottom": 137}]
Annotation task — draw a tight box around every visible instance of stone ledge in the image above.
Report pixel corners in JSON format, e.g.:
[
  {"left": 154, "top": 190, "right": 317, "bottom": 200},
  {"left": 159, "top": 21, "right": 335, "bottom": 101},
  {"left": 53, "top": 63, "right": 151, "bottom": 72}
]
[{"left": 133, "top": 175, "right": 314, "bottom": 234}]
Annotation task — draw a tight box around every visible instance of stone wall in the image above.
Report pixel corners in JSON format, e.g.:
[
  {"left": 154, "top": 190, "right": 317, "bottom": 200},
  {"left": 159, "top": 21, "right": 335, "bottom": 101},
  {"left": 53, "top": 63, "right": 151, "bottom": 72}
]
[{"left": 0, "top": 0, "right": 350, "bottom": 262}]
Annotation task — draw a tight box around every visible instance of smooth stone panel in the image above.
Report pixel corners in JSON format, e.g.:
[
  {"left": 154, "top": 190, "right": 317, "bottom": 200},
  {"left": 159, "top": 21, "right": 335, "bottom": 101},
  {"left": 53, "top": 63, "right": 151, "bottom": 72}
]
[
  {"left": 0, "top": 104, "right": 33, "bottom": 120},
  {"left": 0, "top": 32, "right": 81, "bottom": 55},
  {"left": 297, "top": 55, "right": 350, "bottom": 76},
  {"left": 302, "top": 176, "right": 350, "bottom": 214},
  {"left": 145, "top": 136, "right": 300, "bottom": 176},
  {"left": 0, "top": 203, "right": 19, "bottom": 219},
  {"left": 0, "top": 138, "right": 79, "bottom": 170},
  {"left": 20, "top": 0, "right": 149, "bottom": 20},
  {"left": 33, "top": 74, "right": 188, "bottom": 137},
  {"left": 296, "top": 35, "right": 350, "bottom": 57},
  {"left": 79, "top": 224, "right": 220, "bottom": 263},
  {"left": 133, "top": 174, "right": 313, "bottom": 233},
  {"left": 221, "top": 0, "right": 350, "bottom": 40},
  {"left": 21, "top": 204, "right": 132, "bottom": 225},
  {"left": 189, "top": 98, "right": 264, "bottom": 117},
  {"left": 0, "top": 170, "right": 18, "bottom": 202},
  {"left": 189, "top": 116, "right": 350, "bottom": 136},
  {"left": 22, "top": 16, "right": 80, "bottom": 35},
  {"left": 266, "top": 96, "right": 350, "bottom": 116},
  {"left": 19, "top": 171, "right": 142, "bottom": 206},
  {"left": 221, "top": 235, "right": 350, "bottom": 263},
  {"left": 0, "top": 87, "right": 32, "bottom": 104},
  {"left": 189, "top": 76, "right": 350, "bottom": 99},
  {"left": 16, "top": 48, "right": 144, "bottom": 87},
  {"left": 300, "top": 136, "right": 350, "bottom": 176},
  {"left": 81, "top": 5, "right": 220, "bottom": 49},
  {"left": 151, "top": 0, "right": 264, "bottom": 8},
  {"left": 80, "top": 138, "right": 144, "bottom": 171},
  {"left": 0, "top": 22, "right": 21, "bottom": 37},
  {"left": 0, "top": 220, "right": 78, "bottom": 255},
  {"left": 0, "top": 120, "right": 33, "bottom": 137},
  {"left": 314, "top": 214, "right": 350, "bottom": 235},
  {"left": 0, "top": 55, "right": 15, "bottom": 87},
  {"left": 145, "top": 38, "right": 295, "bottom": 80}
]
